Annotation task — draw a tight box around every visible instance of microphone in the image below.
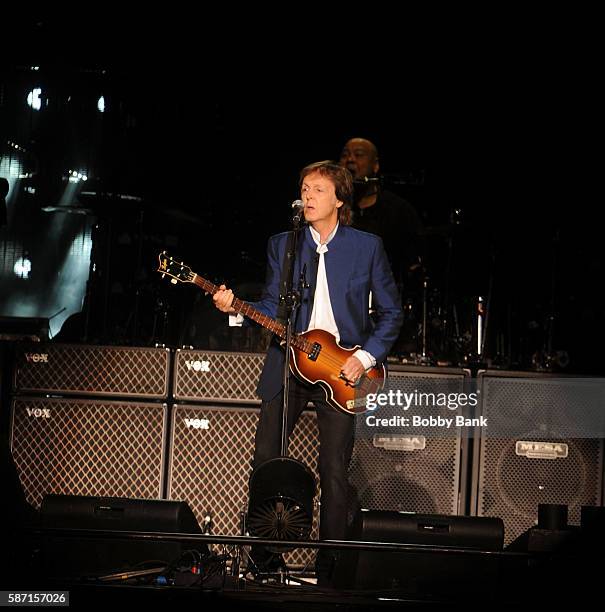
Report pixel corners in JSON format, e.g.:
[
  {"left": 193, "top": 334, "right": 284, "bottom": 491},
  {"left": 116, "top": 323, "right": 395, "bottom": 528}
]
[
  {"left": 353, "top": 171, "right": 425, "bottom": 186},
  {"left": 202, "top": 510, "right": 213, "bottom": 535},
  {"left": 353, "top": 176, "right": 380, "bottom": 184},
  {"left": 291, "top": 199, "right": 304, "bottom": 224}
]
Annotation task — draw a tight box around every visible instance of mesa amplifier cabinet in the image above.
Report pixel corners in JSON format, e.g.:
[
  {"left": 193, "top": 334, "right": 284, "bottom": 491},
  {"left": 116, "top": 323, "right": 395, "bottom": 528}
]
[
  {"left": 167, "top": 404, "right": 319, "bottom": 568},
  {"left": 13, "top": 343, "right": 171, "bottom": 399},
  {"left": 10, "top": 396, "right": 167, "bottom": 509},
  {"left": 471, "top": 370, "right": 604, "bottom": 545},
  {"left": 173, "top": 350, "right": 265, "bottom": 403},
  {"left": 349, "top": 365, "right": 471, "bottom": 517}
]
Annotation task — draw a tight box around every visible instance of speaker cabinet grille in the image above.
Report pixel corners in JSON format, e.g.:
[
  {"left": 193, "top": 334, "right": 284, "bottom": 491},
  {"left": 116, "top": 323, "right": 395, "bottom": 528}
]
[
  {"left": 349, "top": 367, "right": 468, "bottom": 516},
  {"left": 14, "top": 343, "right": 170, "bottom": 399},
  {"left": 10, "top": 397, "right": 167, "bottom": 508},
  {"left": 167, "top": 404, "right": 319, "bottom": 568},
  {"left": 350, "top": 438, "right": 462, "bottom": 515},
  {"left": 173, "top": 350, "right": 265, "bottom": 403},
  {"left": 473, "top": 372, "right": 604, "bottom": 545}
]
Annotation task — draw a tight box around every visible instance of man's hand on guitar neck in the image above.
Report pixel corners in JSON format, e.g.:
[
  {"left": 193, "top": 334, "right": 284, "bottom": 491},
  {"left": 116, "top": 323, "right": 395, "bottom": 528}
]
[{"left": 213, "top": 284, "right": 236, "bottom": 314}]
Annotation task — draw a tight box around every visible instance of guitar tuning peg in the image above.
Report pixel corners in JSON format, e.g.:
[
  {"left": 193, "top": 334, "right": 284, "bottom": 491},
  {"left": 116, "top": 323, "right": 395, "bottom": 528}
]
[{"left": 171, "top": 279, "right": 177, "bottom": 285}]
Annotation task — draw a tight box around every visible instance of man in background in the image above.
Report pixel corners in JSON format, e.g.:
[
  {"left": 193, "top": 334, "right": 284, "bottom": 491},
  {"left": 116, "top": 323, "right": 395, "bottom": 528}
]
[{"left": 339, "top": 137, "right": 423, "bottom": 285}]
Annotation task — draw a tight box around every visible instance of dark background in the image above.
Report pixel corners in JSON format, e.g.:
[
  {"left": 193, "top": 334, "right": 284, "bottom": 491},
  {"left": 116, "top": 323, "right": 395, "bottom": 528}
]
[{"left": 0, "top": 17, "right": 602, "bottom": 374}]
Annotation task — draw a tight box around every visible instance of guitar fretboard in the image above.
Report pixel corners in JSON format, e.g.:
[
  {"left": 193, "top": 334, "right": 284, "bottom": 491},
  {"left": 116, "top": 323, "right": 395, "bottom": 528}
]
[{"left": 192, "top": 274, "right": 313, "bottom": 353}]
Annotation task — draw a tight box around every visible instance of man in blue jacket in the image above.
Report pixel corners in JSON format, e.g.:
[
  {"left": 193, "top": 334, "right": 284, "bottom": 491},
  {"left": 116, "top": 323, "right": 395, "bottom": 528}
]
[{"left": 214, "top": 160, "right": 402, "bottom": 585}]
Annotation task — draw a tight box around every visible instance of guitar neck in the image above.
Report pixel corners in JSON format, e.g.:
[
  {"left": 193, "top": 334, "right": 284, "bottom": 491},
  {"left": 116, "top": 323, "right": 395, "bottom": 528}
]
[{"left": 191, "top": 274, "right": 311, "bottom": 352}]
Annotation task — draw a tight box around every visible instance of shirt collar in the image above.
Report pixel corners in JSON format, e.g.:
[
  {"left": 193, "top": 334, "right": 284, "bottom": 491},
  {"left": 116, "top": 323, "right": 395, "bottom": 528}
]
[{"left": 309, "top": 222, "right": 339, "bottom": 248}]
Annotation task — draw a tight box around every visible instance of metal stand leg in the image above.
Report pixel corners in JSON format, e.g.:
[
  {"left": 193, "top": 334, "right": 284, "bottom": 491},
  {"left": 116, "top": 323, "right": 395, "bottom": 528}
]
[{"left": 231, "top": 509, "right": 247, "bottom": 577}]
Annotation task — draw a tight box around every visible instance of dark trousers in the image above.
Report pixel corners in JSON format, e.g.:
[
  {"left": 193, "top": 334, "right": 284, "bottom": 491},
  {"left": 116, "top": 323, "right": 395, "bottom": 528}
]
[{"left": 252, "top": 376, "right": 354, "bottom": 578}]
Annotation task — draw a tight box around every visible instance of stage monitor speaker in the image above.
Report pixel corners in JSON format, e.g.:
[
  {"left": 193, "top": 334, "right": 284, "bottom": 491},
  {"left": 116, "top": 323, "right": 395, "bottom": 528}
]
[
  {"left": 41, "top": 493, "right": 201, "bottom": 532},
  {"left": 13, "top": 343, "right": 171, "bottom": 399},
  {"left": 167, "top": 404, "right": 319, "bottom": 568},
  {"left": 335, "top": 509, "right": 504, "bottom": 595},
  {"left": 10, "top": 397, "right": 167, "bottom": 509},
  {"left": 173, "top": 349, "right": 264, "bottom": 403},
  {"left": 348, "top": 366, "right": 470, "bottom": 517},
  {"left": 39, "top": 494, "right": 205, "bottom": 579},
  {"left": 471, "top": 370, "right": 604, "bottom": 545}
]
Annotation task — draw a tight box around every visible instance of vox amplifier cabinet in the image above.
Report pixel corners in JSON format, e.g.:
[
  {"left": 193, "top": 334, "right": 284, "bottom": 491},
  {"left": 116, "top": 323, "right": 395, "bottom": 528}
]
[
  {"left": 10, "top": 396, "right": 168, "bottom": 508},
  {"left": 13, "top": 343, "right": 171, "bottom": 399},
  {"left": 167, "top": 404, "right": 319, "bottom": 568},
  {"left": 173, "top": 349, "right": 265, "bottom": 403}
]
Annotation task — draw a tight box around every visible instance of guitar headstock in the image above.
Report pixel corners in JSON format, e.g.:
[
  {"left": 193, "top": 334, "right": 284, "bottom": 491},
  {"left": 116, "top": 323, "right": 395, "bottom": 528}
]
[{"left": 157, "top": 251, "right": 195, "bottom": 285}]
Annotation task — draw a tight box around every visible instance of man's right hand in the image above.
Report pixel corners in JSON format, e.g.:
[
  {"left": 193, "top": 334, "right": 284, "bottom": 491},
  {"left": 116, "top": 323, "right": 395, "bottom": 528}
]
[{"left": 213, "top": 284, "right": 236, "bottom": 313}]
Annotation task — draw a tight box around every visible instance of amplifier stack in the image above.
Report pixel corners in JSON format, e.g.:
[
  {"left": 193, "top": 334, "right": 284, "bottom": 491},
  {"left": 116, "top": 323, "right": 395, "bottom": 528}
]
[
  {"left": 10, "top": 344, "right": 171, "bottom": 508},
  {"left": 6, "top": 343, "right": 605, "bottom": 554}
]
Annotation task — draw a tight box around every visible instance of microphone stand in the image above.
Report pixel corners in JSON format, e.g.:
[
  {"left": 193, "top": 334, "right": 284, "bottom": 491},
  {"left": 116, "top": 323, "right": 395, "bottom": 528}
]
[
  {"left": 279, "top": 211, "right": 306, "bottom": 456},
  {"left": 245, "top": 207, "right": 316, "bottom": 545}
]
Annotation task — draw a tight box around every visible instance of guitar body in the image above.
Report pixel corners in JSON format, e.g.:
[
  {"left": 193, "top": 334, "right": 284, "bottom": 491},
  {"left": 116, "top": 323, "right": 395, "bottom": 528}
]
[{"left": 288, "top": 329, "right": 385, "bottom": 415}]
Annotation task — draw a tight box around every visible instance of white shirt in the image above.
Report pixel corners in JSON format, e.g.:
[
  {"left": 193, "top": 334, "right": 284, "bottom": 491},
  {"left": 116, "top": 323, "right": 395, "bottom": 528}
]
[{"left": 231, "top": 224, "right": 376, "bottom": 370}]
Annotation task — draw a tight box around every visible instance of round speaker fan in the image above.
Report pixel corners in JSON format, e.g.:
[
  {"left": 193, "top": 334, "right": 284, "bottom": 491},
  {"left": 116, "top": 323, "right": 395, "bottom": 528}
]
[{"left": 247, "top": 457, "right": 315, "bottom": 547}]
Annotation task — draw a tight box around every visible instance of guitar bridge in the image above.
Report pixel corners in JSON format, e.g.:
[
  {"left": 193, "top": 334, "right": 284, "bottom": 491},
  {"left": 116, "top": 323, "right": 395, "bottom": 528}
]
[{"left": 307, "top": 342, "right": 321, "bottom": 361}]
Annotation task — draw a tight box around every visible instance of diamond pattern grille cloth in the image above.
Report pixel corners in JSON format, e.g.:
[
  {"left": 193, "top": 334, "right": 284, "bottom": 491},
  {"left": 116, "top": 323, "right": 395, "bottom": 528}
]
[
  {"left": 14, "top": 344, "right": 169, "bottom": 398},
  {"left": 174, "top": 350, "right": 264, "bottom": 403},
  {"left": 11, "top": 397, "right": 166, "bottom": 509},
  {"left": 168, "top": 405, "right": 319, "bottom": 568}
]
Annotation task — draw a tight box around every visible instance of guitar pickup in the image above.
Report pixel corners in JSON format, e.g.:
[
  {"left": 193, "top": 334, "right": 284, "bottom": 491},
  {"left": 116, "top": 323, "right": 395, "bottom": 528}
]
[{"left": 307, "top": 342, "right": 321, "bottom": 361}]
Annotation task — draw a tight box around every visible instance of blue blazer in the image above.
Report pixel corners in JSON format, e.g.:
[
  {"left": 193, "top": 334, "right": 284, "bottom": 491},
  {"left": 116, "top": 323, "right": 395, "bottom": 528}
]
[{"left": 252, "top": 224, "right": 403, "bottom": 401}]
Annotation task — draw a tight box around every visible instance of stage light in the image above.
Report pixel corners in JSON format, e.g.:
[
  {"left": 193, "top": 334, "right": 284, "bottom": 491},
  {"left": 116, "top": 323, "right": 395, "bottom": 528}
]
[
  {"left": 14, "top": 257, "right": 32, "bottom": 279},
  {"left": 27, "top": 88, "right": 42, "bottom": 111},
  {"left": 97, "top": 96, "right": 105, "bottom": 113},
  {"left": 66, "top": 170, "right": 89, "bottom": 184}
]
